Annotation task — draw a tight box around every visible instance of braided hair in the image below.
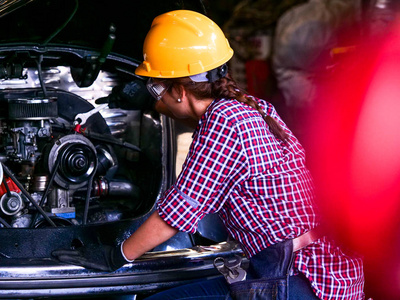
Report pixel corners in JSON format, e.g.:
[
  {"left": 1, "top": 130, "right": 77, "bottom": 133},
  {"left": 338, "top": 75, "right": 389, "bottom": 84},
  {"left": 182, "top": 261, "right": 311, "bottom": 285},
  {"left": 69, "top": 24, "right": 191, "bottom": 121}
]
[{"left": 169, "top": 75, "right": 289, "bottom": 142}]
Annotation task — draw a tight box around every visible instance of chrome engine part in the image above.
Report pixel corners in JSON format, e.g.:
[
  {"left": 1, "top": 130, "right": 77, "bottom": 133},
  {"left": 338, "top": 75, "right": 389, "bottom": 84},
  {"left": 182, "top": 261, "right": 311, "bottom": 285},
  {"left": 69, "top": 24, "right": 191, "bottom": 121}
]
[{"left": 0, "top": 66, "right": 149, "bottom": 228}]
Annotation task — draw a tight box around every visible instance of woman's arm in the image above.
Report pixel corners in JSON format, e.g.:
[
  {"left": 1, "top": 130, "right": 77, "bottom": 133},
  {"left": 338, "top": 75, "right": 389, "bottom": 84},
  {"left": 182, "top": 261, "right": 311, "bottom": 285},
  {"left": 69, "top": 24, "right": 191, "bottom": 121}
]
[{"left": 122, "top": 211, "right": 179, "bottom": 260}]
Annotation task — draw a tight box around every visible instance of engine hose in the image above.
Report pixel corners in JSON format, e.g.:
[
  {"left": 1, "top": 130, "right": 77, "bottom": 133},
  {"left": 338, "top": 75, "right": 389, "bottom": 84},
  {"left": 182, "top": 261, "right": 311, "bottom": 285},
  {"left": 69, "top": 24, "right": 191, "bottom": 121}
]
[
  {"left": 82, "top": 163, "right": 97, "bottom": 225},
  {"left": 2, "top": 178, "right": 12, "bottom": 197},
  {"left": 36, "top": 54, "right": 48, "bottom": 99},
  {"left": 30, "top": 154, "right": 62, "bottom": 228},
  {"left": 1, "top": 163, "right": 56, "bottom": 228},
  {"left": 50, "top": 124, "right": 141, "bottom": 152},
  {"left": 82, "top": 131, "right": 141, "bottom": 152},
  {"left": 0, "top": 216, "right": 11, "bottom": 228}
]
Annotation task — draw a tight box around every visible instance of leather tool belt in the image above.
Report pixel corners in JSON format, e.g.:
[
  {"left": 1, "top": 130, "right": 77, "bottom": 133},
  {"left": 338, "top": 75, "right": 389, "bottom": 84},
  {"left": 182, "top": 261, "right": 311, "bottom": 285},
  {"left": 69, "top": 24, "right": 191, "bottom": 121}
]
[
  {"left": 293, "top": 227, "right": 322, "bottom": 252},
  {"left": 214, "top": 228, "right": 322, "bottom": 299}
]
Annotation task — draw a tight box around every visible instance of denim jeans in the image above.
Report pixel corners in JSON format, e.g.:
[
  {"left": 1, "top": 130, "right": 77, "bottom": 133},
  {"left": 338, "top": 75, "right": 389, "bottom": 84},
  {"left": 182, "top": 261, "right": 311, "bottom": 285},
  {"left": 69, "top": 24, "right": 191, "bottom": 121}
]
[
  {"left": 144, "top": 273, "right": 320, "bottom": 300},
  {"left": 229, "top": 240, "right": 294, "bottom": 300},
  {"left": 145, "top": 240, "right": 320, "bottom": 300}
]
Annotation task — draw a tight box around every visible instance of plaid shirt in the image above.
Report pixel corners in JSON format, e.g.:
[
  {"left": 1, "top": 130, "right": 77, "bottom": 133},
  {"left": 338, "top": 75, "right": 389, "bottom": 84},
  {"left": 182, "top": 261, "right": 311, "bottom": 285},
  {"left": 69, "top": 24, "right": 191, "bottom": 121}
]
[{"left": 157, "top": 98, "right": 364, "bottom": 300}]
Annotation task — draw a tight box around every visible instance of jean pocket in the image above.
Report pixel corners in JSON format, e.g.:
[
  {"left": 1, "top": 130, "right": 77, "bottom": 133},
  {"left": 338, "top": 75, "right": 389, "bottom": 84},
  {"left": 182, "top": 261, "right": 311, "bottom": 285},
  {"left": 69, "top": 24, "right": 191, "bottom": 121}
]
[{"left": 230, "top": 277, "right": 288, "bottom": 300}]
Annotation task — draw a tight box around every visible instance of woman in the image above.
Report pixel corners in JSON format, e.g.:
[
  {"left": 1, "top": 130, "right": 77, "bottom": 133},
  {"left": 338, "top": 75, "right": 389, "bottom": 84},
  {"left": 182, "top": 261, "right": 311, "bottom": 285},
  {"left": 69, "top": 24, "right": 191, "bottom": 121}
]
[{"left": 53, "top": 10, "right": 365, "bottom": 300}]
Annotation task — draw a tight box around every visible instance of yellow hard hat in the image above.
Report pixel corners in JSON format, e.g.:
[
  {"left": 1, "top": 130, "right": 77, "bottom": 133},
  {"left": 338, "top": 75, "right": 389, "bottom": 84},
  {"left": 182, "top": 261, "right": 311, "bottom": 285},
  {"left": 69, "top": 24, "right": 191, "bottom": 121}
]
[{"left": 135, "top": 10, "right": 234, "bottom": 79}]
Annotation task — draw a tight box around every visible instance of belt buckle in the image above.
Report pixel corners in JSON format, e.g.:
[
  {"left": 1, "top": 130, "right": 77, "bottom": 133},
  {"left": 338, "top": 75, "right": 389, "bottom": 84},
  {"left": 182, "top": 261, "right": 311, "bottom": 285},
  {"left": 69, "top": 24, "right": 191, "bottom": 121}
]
[{"left": 213, "top": 256, "right": 247, "bottom": 284}]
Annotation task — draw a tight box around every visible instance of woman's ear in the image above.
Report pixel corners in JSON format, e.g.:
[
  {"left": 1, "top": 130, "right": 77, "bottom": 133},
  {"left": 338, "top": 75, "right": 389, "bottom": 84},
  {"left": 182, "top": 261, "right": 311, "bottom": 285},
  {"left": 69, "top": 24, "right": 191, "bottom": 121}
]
[
  {"left": 173, "top": 84, "right": 185, "bottom": 99},
  {"left": 180, "top": 87, "right": 187, "bottom": 101}
]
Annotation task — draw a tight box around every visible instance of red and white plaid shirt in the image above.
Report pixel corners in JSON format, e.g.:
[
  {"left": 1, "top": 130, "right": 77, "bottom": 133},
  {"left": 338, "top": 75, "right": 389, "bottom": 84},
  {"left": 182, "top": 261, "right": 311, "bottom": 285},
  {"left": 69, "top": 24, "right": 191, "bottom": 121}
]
[{"left": 157, "top": 97, "right": 364, "bottom": 299}]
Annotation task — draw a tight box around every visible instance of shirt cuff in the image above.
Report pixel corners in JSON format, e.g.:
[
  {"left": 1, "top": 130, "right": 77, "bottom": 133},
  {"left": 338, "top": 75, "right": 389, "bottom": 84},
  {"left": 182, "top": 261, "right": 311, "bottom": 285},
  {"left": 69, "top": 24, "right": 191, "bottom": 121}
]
[{"left": 121, "top": 241, "right": 135, "bottom": 262}]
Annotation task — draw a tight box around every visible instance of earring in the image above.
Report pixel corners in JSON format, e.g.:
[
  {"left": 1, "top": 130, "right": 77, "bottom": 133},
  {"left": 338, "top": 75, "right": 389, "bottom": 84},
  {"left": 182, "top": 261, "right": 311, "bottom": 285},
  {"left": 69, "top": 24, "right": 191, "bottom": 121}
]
[{"left": 177, "top": 98, "right": 182, "bottom": 103}]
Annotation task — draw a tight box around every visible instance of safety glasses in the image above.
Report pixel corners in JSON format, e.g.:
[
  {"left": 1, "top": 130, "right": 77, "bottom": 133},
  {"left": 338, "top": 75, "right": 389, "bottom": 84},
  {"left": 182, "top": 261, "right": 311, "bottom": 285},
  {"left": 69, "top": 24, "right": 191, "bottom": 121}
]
[{"left": 146, "top": 78, "right": 172, "bottom": 101}]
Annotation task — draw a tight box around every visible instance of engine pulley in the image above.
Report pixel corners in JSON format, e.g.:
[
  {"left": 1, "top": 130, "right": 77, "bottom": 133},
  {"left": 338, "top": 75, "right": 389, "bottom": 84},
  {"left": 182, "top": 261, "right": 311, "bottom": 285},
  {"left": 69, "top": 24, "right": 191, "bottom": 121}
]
[
  {"left": 47, "top": 134, "right": 97, "bottom": 189},
  {"left": 0, "top": 191, "right": 23, "bottom": 216}
]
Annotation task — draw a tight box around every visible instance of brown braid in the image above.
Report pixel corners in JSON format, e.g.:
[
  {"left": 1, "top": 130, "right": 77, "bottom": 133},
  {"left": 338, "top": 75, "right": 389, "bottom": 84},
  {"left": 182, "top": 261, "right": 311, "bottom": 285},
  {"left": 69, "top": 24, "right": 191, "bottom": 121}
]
[{"left": 169, "top": 75, "right": 289, "bottom": 142}]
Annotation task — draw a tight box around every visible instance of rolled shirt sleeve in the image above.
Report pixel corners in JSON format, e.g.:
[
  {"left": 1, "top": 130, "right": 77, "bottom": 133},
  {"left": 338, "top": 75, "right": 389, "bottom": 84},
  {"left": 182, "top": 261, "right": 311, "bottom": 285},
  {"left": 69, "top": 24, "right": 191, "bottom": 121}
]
[{"left": 157, "top": 109, "right": 248, "bottom": 233}]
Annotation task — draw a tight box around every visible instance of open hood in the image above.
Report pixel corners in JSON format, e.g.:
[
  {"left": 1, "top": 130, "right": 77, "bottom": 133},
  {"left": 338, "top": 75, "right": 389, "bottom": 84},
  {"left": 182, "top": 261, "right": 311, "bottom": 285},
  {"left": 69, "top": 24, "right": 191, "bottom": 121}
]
[{"left": 0, "top": 0, "right": 206, "bottom": 61}]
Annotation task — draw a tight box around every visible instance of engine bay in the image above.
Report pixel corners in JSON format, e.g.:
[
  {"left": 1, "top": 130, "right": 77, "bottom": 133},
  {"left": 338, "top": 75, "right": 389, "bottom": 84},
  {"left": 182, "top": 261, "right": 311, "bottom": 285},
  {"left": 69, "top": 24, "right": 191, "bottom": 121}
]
[{"left": 0, "top": 61, "right": 165, "bottom": 229}]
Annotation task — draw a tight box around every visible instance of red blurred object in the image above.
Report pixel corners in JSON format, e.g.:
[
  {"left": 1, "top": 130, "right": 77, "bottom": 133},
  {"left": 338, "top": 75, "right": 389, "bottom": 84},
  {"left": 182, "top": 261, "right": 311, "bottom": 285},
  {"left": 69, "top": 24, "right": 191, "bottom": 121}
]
[
  {"left": 0, "top": 178, "right": 21, "bottom": 197},
  {"left": 308, "top": 22, "right": 400, "bottom": 299}
]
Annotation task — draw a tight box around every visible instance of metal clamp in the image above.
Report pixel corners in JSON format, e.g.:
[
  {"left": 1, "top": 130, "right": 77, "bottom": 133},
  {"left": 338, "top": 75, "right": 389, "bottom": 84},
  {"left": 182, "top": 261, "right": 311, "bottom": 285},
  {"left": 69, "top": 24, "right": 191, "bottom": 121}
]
[{"left": 213, "top": 256, "right": 247, "bottom": 284}]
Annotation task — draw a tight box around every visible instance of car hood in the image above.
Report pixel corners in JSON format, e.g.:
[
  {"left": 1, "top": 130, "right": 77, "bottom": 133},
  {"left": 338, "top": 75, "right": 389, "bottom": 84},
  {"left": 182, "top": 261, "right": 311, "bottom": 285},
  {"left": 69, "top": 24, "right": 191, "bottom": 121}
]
[{"left": 0, "top": 0, "right": 206, "bottom": 61}]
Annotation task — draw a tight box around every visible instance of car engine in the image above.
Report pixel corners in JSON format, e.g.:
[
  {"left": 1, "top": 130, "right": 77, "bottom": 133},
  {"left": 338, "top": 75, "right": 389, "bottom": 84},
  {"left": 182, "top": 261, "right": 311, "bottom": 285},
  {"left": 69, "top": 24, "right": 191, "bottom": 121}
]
[{"left": 0, "top": 65, "right": 163, "bottom": 228}]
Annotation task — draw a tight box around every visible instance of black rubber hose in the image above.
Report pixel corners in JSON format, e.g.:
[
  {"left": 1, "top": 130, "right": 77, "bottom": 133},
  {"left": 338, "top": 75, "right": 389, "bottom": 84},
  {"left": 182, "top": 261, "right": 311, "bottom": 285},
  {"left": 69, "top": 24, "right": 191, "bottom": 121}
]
[
  {"left": 82, "top": 163, "right": 97, "bottom": 225},
  {"left": 30, "top": 154, "right": 62, "bottom": 228}
]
